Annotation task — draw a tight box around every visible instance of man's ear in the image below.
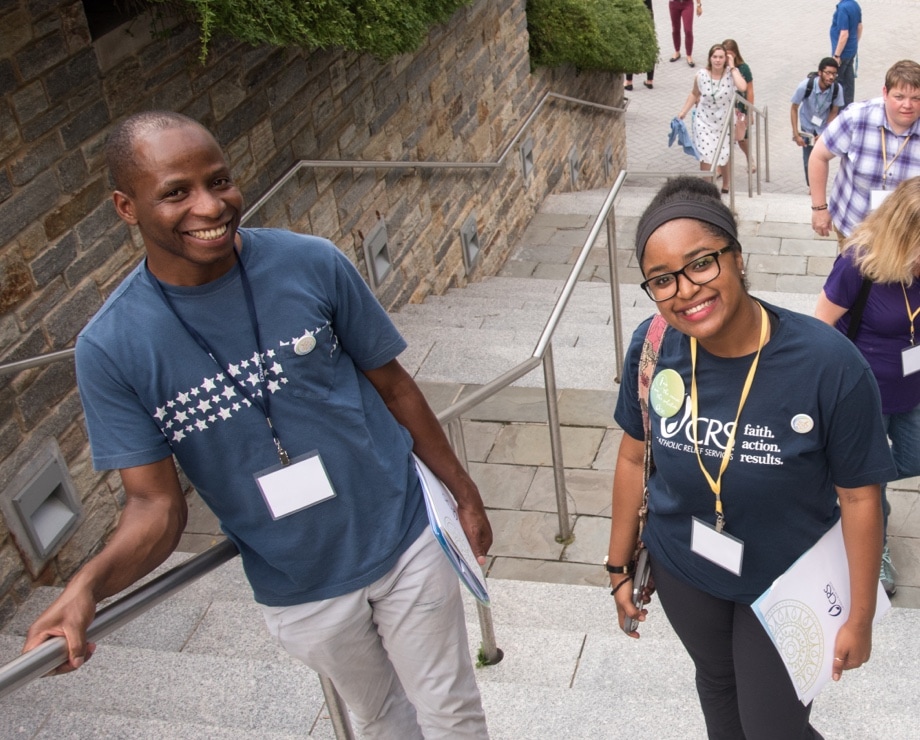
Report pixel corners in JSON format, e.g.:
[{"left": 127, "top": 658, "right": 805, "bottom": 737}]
[{"left": 112, "top": 190, "right": 138, "bottom": 225}]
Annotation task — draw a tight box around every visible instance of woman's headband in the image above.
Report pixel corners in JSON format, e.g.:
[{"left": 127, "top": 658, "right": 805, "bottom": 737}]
[{"left": 635, "top": 200, "right": 739, "bottom": 262}]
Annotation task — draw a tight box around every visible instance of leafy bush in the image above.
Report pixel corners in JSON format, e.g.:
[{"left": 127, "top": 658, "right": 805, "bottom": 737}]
[
  {"left": 527, "top": 0, "right": 658, "bottom": 72},
  {"left": 146, "top": 0, "right": 475, "bottom": 60}
]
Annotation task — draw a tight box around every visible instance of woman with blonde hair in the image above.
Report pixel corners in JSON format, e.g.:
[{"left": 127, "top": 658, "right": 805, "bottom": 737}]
[{"left": 816, "top": 176, "right": 920, "bottom": 596}]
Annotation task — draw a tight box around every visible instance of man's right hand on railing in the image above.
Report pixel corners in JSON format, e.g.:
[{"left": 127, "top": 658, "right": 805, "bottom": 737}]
[{"left": 22, "top": 582, "right": 98, "bottom": 674}]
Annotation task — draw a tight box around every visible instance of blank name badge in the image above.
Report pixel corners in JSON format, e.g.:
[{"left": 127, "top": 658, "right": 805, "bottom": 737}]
[
  {"left": 691, "top": 516, "right": 744, "bottom": 575},
  {"left": 903, "top": 344, "right": 920, "bottom": 377},
  {"left": 254, "top": 450, "right": 336, "bottom": 520}
]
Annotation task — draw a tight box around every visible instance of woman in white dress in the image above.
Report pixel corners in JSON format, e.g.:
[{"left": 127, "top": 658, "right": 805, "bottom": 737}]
[{"left": 677, "top": 44, "right": 748, "bottom": 194}]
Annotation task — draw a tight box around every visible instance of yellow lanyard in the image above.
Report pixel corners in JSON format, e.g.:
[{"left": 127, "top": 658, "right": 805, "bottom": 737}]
[
  {"left": 902, "top": 284, "right": 920, "bottom": 346},
  {"left": 690, "top": 303, "right": 769, "bottom": 532},
  {"left": 880, "top": 127, "right": 912, "bottom": 187}
]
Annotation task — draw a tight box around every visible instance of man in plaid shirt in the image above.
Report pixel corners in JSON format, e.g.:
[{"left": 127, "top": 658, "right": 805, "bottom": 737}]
[{"left": 808, "top": 59, "right": 920, "bottom": 242}]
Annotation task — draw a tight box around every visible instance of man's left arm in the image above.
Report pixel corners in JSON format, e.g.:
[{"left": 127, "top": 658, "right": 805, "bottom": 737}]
[{"left": 364, "top": 359, "right": 493, "bottom": 563}]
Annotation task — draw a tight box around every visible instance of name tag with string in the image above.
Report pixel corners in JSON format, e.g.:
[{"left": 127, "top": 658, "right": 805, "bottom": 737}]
[{"left": 254, "top": 450, "right": 336, "bottom": 520}]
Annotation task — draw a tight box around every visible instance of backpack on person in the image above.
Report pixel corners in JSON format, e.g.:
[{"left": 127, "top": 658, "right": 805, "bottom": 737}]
[{"left": 804, "top": 72, "right": 841, "bottom": 103}]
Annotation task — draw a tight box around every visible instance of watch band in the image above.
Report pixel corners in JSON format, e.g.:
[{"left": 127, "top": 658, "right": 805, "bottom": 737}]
[{"left": 603, "top": 556, "right": 634, "bottom": 574}]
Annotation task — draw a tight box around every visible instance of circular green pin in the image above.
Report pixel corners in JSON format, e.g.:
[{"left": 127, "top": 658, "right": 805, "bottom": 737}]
[{"left": 650, "top": 368, "right": 685, "bottom": 418}]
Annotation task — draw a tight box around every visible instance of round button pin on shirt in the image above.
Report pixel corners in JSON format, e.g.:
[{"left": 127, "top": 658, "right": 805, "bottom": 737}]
[
  {"left": 295, "top": 334, "right": 317, "bottom": 355},
  {"left": 790, "top": 414, "right": 814, "bottom": 434}
]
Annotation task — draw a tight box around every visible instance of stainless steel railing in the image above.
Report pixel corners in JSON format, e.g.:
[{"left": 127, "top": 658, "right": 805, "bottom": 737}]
[{"left": 0, "top": 89, "right": 633, "bottom": 736}]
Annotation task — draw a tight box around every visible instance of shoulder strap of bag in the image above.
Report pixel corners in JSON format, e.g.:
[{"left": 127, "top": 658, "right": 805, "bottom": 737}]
[
  {"left": 636, "top": 314, "right": 668, "bottom": 542},
  {"left": 804, "top": 73, "right": 816, "bottom": 100},
  {"left": 846, "top": 276, "right": 873, "bottom": 341}
]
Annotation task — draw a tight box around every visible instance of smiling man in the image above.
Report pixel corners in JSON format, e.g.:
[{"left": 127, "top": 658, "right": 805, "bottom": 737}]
[
  {"left": 23, "top": 111, "right": 491, "bottom": 739},
  {"left": 809, "top": 59, "right": 920, "bottom": 241}
]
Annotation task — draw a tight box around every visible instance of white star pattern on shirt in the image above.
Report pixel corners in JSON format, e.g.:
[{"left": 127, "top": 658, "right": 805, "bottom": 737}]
[{"left": 153, "top": 329, "right": 320, "bottom": 446}]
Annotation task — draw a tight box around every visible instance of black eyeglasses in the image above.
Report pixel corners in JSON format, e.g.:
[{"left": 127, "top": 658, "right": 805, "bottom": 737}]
[{"left": 640, "top": 246, "right": 735, "bottom": 302}]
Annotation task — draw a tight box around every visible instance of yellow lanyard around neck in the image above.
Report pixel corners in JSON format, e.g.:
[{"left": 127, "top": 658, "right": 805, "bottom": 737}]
[
  {"left": 880, "top": 127, "right": 912, "bottom": 187},
  {"left": 689, "top": 302, "right": 769, "bottom": 532},
  {"left": 902, "top": 284, "right": 920, "bottom": 346}
]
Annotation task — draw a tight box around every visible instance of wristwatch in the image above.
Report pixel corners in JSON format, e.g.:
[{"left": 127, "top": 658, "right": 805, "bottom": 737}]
[{"left": 603, "top": 555, "right": 634, "bottom": 574}]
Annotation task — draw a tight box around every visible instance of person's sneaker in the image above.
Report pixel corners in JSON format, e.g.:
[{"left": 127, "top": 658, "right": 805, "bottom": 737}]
[{"left": 880, "top": 546, "right": 897, "bottom": 596}]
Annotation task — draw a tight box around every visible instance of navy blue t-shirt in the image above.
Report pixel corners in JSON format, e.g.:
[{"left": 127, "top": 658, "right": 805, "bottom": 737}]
[
  {"left": 77, "top": 229, "right": 427, "bottom": 606},
  {"left": 615, "top": 302, "right": 895, "bottom": 604}
]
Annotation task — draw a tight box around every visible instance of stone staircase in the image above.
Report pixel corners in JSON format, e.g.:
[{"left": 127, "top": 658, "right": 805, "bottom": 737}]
[{"left": 2, "top": 553, "right": 918, "bottom": 739}]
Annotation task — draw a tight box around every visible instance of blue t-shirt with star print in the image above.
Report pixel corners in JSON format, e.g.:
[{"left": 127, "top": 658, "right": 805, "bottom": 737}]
[{"left": 76, "top": 228, "right": 426, "bottom": 605}]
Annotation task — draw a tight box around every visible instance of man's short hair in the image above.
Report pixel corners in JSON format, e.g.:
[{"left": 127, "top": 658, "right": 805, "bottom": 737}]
[
  {"left": 885, "top": 59, "right": 920, "bottom": 92},
  {"left": 105, "top": 110, "right": 205, "bottom": 194},
  {"left": 818, "top": 57, "right": 839, "bottom": 72}
]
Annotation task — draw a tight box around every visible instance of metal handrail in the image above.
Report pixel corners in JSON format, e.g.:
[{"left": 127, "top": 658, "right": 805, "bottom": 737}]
[
  {"left": 0, "top": 89, "right": 631, "bottom": 735},
  {"left": 240, "top": 92, "right": 627, "bottom": 223},
  {"left": 0, "top": 539, "right": 239, "bottom": 698},
  {"left": 0, "top": 91, "right": 626, "bottom": 379}
]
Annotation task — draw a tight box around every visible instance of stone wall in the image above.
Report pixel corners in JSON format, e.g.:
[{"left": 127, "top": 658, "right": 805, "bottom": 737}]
[{"left": 0, "top": 0, "right": 626, "bottom": 623}]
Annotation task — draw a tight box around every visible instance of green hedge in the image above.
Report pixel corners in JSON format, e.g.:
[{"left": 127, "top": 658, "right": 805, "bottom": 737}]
[
  {"left": 527, "top": 0, "right": 658, "bottom": 72},
  {"left": 145, "top": 0, "right": 657, "bottom": 68},
  {"left": 149, "top": 0, "right": 474, "bottom": 60}
]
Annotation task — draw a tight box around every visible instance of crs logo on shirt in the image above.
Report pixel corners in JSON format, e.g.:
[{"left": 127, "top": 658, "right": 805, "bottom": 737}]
[{"left": 658, "top": 396, "right": 735, "bottom": 451}]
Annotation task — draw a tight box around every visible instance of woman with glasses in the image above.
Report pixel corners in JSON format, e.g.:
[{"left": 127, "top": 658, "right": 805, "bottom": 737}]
[{"left": 606, "top": 176, "right": 894, "bottom": 739}]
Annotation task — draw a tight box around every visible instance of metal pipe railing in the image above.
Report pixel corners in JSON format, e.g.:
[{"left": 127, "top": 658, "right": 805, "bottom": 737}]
[
  {"left": 0, "top": 92, "right": 626, "bottom": 380},
  {"left": 241, "top": 91, "right": 626, "bottom": 224},
  {"left": 0, "top": 539, "right": 239, "bottom": 698},
  {"left": 0, "top": 88, "right": 634, "bottom": 734}
]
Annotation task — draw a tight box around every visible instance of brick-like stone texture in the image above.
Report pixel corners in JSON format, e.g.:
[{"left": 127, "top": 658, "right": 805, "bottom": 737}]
[{"left": 0, "top": 0, "right": 626, "bottom": 619}]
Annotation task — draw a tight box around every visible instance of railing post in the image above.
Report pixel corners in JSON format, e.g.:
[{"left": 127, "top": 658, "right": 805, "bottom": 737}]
[
  {"left": 605, "top": 211, "right": 624, "bottom": 383},
  {"left": 446, "top": 418, "right": 503, "bottom": 666},
  {"left": 542, "top": 343, "right": 573, "bottom": 544},
  {"left": 319, "top": 674, "right": 357, "bottom": 740},
  {"left": 764, "top": 104, "right": 770, "bottom": 183}
]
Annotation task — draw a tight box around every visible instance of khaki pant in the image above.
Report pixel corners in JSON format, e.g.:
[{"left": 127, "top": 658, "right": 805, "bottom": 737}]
[{"left": 262, "top": 528, "right": 488, "bottom": 739}]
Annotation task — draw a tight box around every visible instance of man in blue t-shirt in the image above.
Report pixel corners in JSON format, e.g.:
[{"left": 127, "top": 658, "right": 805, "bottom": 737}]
[
  {"left": 791, "top": 57, "right": 845, "bottom": 186},
  {"left": 22, "top": 111, "right": 492, "bottom": 739},
  {"left": 830, "top": 0, "right": 862, "bottom": 107}
]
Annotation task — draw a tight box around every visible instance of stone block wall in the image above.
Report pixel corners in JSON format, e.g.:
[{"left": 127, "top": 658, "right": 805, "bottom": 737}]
[{"left": 0, "top": 0, "right": 626, "bottom": 623}]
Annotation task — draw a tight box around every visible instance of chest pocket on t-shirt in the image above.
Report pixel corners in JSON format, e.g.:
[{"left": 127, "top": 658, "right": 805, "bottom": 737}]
[{"left": 276, "top": 324, "right": 340, "bottom": 401}]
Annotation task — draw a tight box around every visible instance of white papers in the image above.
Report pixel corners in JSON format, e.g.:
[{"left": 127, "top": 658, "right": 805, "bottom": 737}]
[
  {"left": 413, "top": 454, "right": 490, "bottom": 605},
  {"left": 752, "top": 520, "right": 890, "bottom": 705}
]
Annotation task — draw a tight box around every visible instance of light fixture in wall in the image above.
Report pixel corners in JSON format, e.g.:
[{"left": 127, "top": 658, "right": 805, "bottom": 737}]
[
  {"left": 460, "top": 212, "right": 481, "bottom": 275},
  {"left": 362, "top": 215, "right": 392, "bottom": 288},
  {"left": 567, "top": 144, "right": 580, "bottom": 188},
  {"left": 603, "top": 143, "right": 614, "bottom": 181},
  {"left": 520, "top": 136, "right": 535, "bottom": 181},
  {"left": 1, "top": 439, "right": 83, "bottom": 578}
]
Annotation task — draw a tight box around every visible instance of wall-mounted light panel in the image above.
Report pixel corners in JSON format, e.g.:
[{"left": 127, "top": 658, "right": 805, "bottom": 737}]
[
  {"left": 362, "top": 217, "right": 392, "bottom": 288},
  {"left": 460, "top": 212, "right": 481, "bottom": 275}
]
